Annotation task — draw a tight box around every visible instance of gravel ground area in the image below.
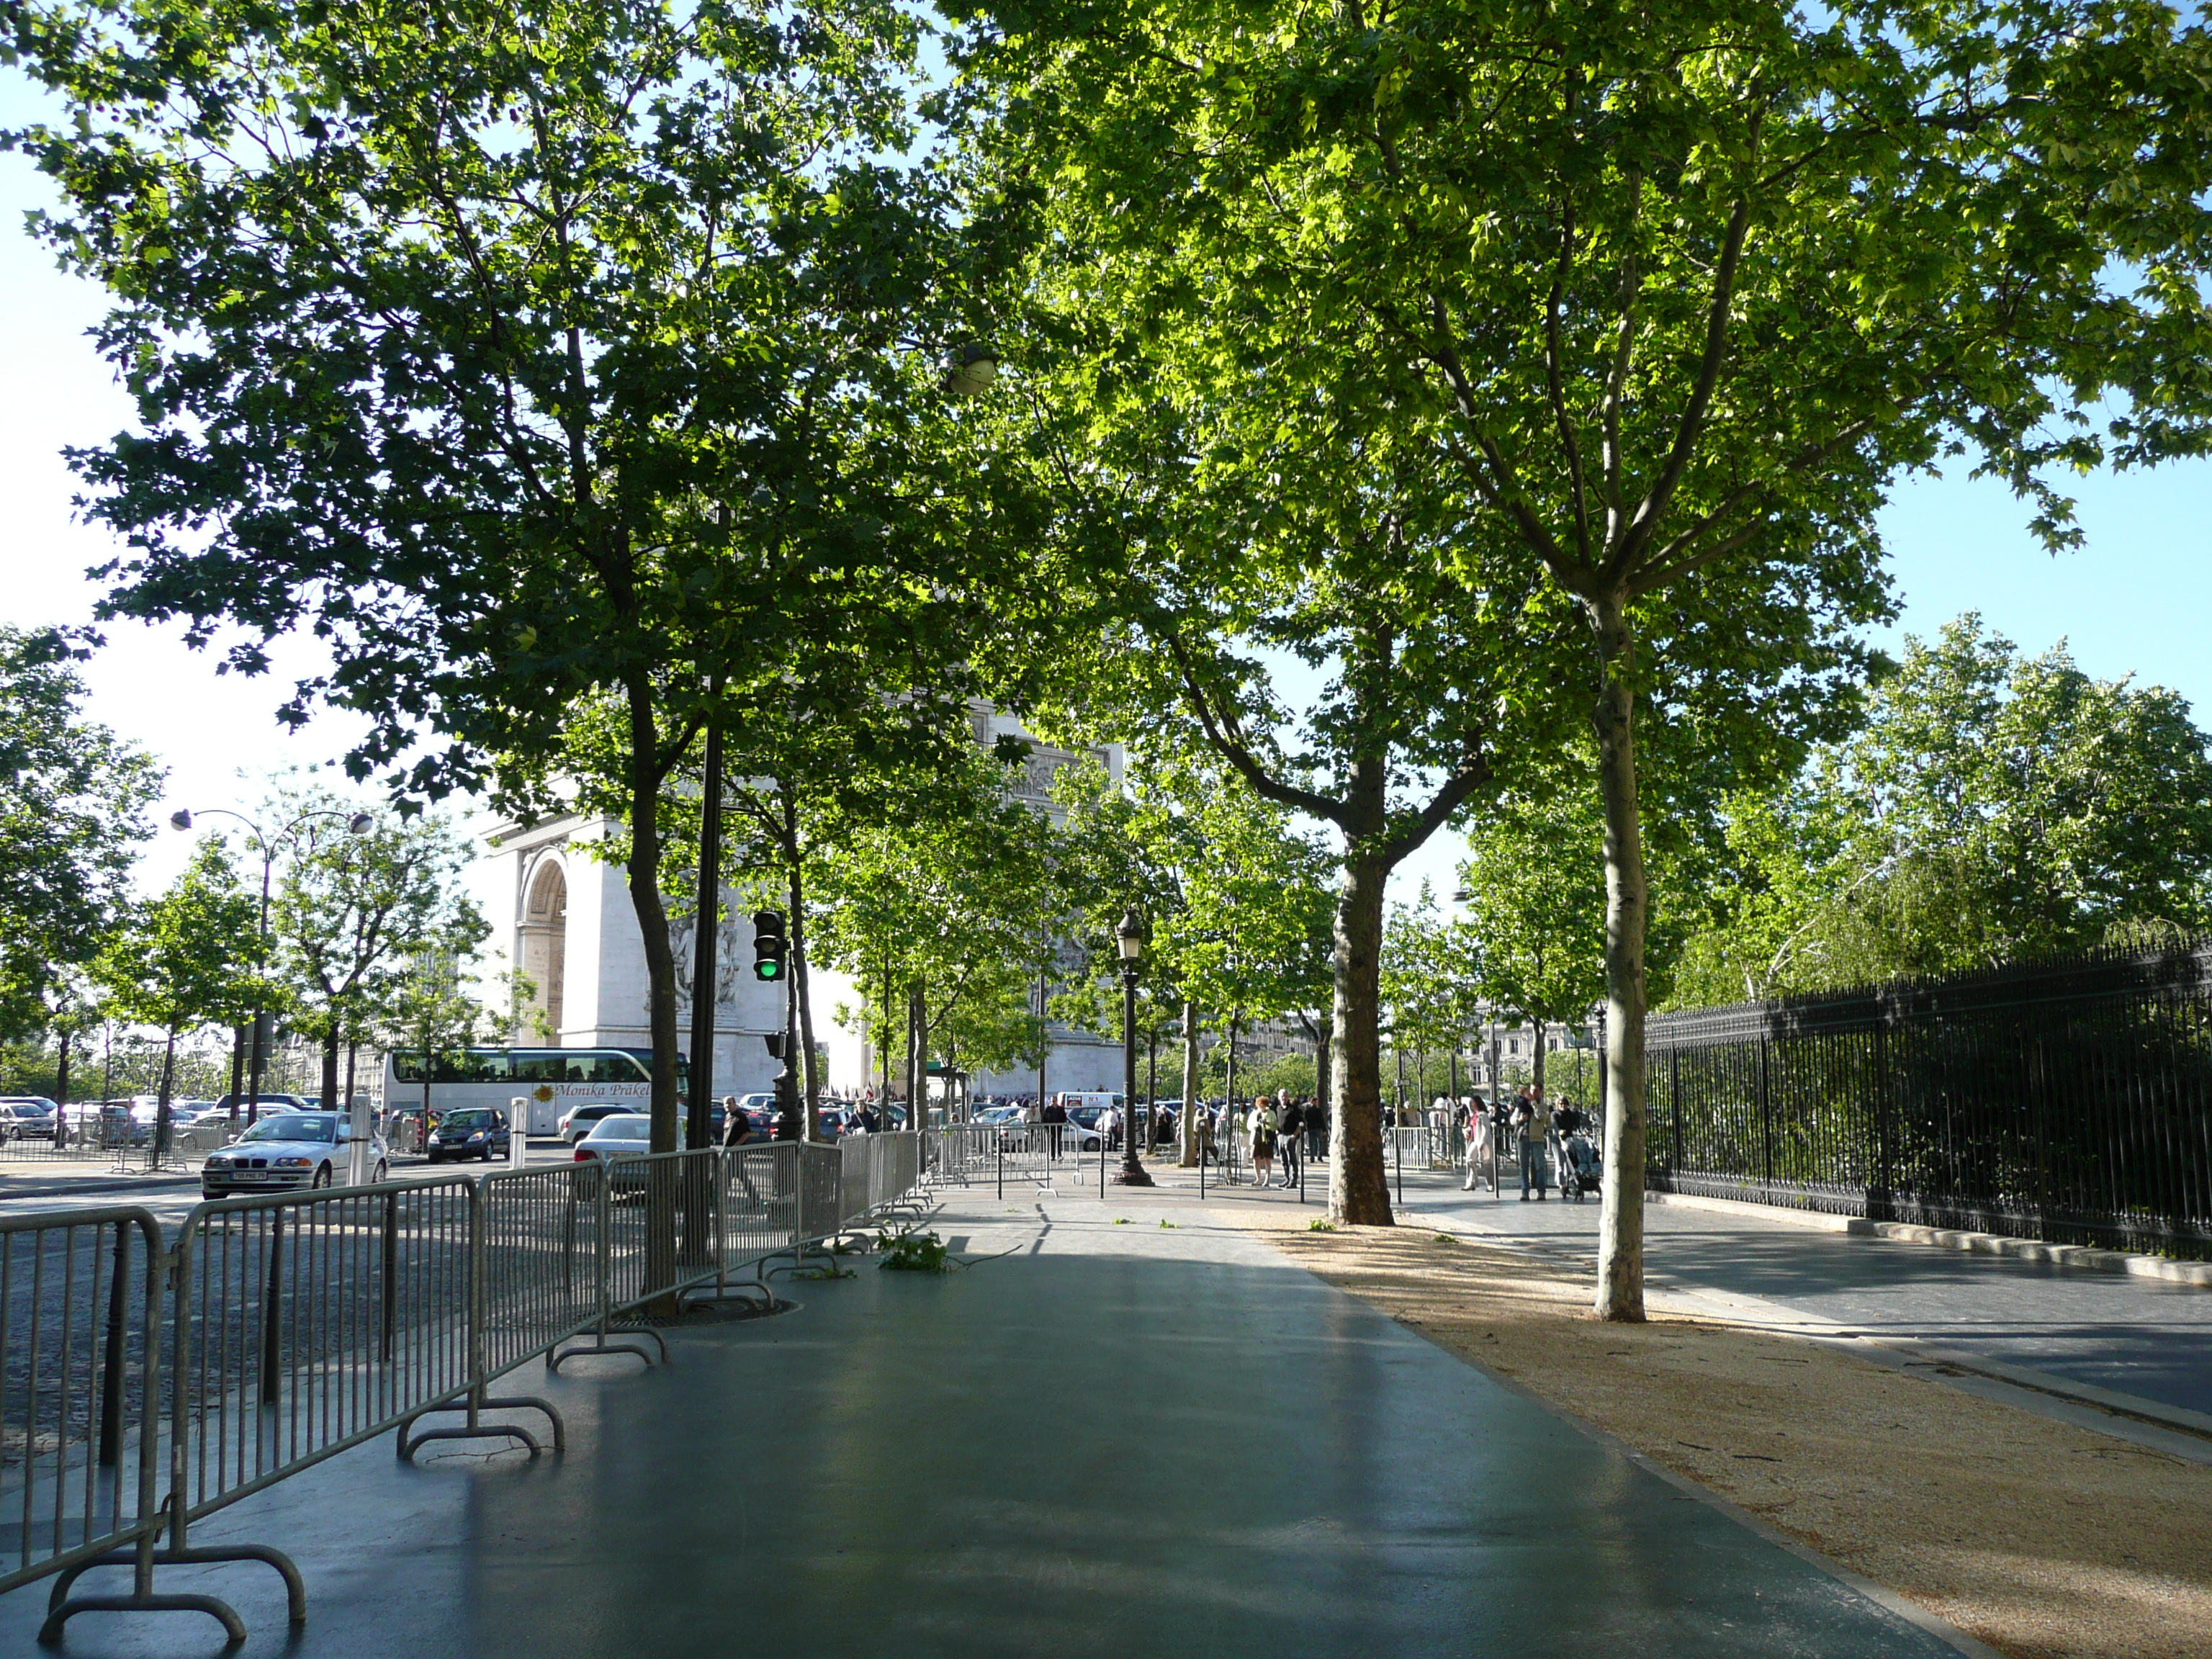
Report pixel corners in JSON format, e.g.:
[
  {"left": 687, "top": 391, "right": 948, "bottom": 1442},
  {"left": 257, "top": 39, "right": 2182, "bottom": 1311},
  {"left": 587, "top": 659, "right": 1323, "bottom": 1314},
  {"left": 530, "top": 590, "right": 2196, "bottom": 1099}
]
[{"left": 1252, "top": 1216, "right": 2212, "bottom": 1659}]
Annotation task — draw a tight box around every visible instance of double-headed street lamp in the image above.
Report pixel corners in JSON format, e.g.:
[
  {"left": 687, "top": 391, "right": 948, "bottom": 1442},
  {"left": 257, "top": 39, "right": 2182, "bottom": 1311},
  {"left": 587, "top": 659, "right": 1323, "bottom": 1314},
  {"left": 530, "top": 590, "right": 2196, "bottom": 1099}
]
[
  {"left": 1112, "top": 908, "right": 1154, "bottom": 1188},
  {"left": 169, "top": 805, "right": 372, "bottom": 1124}
]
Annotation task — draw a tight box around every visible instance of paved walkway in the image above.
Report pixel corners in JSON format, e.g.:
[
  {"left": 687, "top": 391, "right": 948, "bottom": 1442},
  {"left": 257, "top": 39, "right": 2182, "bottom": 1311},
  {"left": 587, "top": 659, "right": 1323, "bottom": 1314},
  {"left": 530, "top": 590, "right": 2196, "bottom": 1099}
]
[
  {"left": 0, "top": 1182, "right": 1975, "bottom": 1658},
  {"left": 1372, "top": 1166, "right": 2212, "bottom": 1421}
]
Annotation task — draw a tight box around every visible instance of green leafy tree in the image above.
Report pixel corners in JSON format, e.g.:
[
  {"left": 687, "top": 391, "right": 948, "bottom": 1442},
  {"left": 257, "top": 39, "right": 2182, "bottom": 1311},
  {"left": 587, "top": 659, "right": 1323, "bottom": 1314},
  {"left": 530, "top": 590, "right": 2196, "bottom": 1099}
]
[
  {"left": 9, "top": 0, "right": 999, "bottom": 1199},
  {"left": 92, "top": 840, "right": 261, "bottom": 1160},
  {"left": 269, "top": 788, "right": 485, "bottom": 1108},
  {"left": 1053, "top": 750, "right": 1336, "bottom": 1159},
  {"left": 959, "top": 0, "right": 2212, "bottom": 1305},
  {"left": 812, "top": 748, "right": 1056, "bottom": 1115},
  {"left": 1458, "top": 806, "right": 1609, "bottom": 1100},
  {"left": 1381, "top": 884, "right": 1483, "bottom": 1112},
  {"left": 1672, "top": 618, "right": 2212, "bottom": 1000},
  {"left": 379, "top": 930, "right": 498, "bottom": 1123},
  {"left": 0, "top": 626, "right": 162, "bottom": 1043}
]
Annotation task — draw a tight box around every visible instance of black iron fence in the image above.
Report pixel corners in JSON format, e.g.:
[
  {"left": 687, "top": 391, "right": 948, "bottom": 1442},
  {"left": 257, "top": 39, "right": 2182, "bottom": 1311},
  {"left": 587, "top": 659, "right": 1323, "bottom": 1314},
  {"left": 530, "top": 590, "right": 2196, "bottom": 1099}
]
[{"left": 1646, "top": 938, "right": 2212, "bottom": 1259}]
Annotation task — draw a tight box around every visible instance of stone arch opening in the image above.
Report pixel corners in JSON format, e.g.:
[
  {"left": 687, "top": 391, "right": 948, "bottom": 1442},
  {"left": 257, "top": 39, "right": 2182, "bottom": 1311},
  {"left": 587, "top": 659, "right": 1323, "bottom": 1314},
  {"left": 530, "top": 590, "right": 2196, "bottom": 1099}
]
[{"left": 520, "top": 859, "right": 567, "bottom": 1039}]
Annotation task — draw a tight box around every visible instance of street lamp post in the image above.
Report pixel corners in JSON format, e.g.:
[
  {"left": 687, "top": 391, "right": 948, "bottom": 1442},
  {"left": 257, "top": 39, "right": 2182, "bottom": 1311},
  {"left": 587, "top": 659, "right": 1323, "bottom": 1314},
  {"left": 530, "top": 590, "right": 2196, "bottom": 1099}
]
[
  {"left": 1111, "top": 909, "right": 1153, "bottom": 1187},
  {"left": 171, "top": 805, "right": 372, "bottom": 1125}
]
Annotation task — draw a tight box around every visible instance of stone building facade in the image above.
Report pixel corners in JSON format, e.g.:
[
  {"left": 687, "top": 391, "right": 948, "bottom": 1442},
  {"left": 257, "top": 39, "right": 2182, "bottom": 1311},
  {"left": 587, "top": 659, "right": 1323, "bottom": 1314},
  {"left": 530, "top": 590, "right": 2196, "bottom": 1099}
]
[{"left": 467, "top": 712, "right": 1129, "bottom": 1100}]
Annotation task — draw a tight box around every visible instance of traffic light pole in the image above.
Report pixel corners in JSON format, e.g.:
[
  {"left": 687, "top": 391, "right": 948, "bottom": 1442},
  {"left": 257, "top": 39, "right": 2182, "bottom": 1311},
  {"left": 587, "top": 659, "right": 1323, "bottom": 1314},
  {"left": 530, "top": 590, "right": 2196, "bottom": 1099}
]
[
  {"left": 750, "top": 907, "right": 801, "bottom": 1142},
  {"left": 772, "top": 963, "right": 801, "bottom": 1142}
]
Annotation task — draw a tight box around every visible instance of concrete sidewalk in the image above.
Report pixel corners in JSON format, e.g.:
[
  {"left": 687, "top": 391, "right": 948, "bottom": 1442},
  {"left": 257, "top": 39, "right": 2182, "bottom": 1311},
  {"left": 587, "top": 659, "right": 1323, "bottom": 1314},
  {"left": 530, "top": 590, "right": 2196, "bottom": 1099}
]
[
  {"left": 0, "top": 1184, "right": 1979, "bottom": 1658},
  {"left": 1372, "top": 1166, "right": 2212, "bottom": 1422}
]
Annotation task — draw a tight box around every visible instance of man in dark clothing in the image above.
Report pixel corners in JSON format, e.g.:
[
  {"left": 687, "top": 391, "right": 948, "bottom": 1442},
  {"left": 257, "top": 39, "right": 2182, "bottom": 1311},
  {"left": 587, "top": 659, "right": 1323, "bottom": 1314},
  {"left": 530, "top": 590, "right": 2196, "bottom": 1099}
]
[
  {"left": 1278, "top": 1097, "right": 1305, "bottom": 1187},
  {"left": 721, "top": 1094, "right": 763, "bottom": 1209}
]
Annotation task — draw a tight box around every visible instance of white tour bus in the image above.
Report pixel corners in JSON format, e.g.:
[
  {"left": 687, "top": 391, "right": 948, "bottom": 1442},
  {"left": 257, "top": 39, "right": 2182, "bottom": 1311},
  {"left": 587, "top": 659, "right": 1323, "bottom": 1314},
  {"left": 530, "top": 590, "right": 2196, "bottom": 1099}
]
[{"left": 383, "top": 1048, "right": 684, "bottom": 1136}]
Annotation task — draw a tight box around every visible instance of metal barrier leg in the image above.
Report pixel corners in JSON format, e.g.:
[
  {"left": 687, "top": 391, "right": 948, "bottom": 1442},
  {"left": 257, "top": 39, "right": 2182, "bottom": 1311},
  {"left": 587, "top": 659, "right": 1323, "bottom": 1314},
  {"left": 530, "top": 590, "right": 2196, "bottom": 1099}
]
[
  {"left": 397, "top": 1383, "right": 566, "bottom": 1460},
  {"left": 41, "top": 1501, "right": 306, "bottom": 1643},
  {"left": 547, "top": 1325, "right": 667, "bottom": 1371},
  {"left": 547, "top": 1167, "right": 665, "bottom": 1372},
  {"left": 401, "top": 1182, "right": 567, "bottom": 1457}
]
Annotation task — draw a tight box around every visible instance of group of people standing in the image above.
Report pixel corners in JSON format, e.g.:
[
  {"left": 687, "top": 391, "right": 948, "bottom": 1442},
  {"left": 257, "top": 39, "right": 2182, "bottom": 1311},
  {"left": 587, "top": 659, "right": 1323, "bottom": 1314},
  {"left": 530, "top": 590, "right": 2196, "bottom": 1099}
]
[
  {"left": 1205, "top": 1093, "right": 1325, "bottom": 1187},
  {"left": 1433, "top": 1086, "right": 1598, "bottom": 1200}
]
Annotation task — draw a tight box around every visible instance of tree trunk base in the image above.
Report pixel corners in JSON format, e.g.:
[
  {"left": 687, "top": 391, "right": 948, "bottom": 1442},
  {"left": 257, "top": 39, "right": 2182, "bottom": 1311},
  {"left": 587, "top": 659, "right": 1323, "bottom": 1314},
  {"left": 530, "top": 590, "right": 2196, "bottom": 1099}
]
[{"left": 1331, "top": 1196, "right": 1394, "bottom": 1227}]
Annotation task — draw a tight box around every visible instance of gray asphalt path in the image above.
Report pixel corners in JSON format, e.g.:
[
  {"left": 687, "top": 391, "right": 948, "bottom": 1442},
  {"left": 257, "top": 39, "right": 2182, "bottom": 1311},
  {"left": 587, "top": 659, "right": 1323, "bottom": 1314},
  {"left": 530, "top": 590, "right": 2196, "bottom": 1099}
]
[
  {"left": 1393, "top": 1171, "right": 2212, "bottom": 1419},
  {"left": 0, "top": 1188, "right": 1974, "bottom": 1658}
]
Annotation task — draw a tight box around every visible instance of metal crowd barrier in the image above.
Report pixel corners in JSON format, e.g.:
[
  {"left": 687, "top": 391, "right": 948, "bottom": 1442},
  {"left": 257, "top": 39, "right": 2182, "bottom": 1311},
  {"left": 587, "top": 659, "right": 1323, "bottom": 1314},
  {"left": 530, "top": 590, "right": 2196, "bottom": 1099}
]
[
  {"left": 0, "top": 1210, "right": 169, "bottom": 1625},
  {"left": 0, "top": 1113, "right": 240, "bottom": 1172},
  {"left": 1390, "top": 1125, "right": 1446, "bottom": 1170},
  {"left": 927, "top": 1123, "right": 1092, "bottom": 1197},
  {"left": 3, "top": 1133, "right": 925, "bottom": 1643}
]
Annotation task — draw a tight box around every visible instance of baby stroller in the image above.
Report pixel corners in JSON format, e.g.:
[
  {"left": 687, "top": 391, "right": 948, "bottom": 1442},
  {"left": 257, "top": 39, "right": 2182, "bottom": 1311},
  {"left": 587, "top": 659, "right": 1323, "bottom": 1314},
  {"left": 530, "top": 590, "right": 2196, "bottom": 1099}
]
[{"left": 1552, "top": 1106, "right": 1602, "bottom": 1202}]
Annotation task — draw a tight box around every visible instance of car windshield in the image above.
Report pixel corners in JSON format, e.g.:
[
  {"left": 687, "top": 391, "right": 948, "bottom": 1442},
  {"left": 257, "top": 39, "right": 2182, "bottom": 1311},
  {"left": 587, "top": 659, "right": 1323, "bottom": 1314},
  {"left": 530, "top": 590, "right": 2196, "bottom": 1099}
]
[
  {"left": 4, "top": 1100, "right": 54, "bottom": 1115},
  {"left": 587, "top": 1117, "right": 649, "bottom": 1138},
  {"left": 439, "top": 1111, "right": 497, "bottom": 1130},
  {"left": 240, "top": 1114, "right": 336, "bottom": 1144}
]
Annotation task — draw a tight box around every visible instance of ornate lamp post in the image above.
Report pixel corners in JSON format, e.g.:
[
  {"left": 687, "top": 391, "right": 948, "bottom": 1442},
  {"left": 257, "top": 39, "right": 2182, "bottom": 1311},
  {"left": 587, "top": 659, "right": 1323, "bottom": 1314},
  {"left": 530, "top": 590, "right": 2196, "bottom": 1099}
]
[{"left": 1112, "top": 909, "right": 1154, "bottom": 1187}]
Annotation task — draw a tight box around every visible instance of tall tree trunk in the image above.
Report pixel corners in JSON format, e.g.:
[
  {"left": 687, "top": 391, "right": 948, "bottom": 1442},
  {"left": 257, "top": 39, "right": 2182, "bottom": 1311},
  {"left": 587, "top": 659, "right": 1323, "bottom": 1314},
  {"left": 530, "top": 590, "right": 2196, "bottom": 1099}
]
[
  {"left": 684, "top": 699, "right": 722, "bottom": 1263},
  {"left": 880, "top": 953, "right": 895, "bottom": 1104},
  {"left": 55, "top": 1028, "right": 71, "bottom": 1107},
  {"left": 624, "top": 672, "right": 683, "bottom": 1150},
  {"left": 1314, "top": 1019, "right": 1331, "bottom": 1120},
  {"left": 1179, "top": 999, "right": 1200, "bottom": 1166},
  {"left": 1328, "top": 852, "right": 1393, "bottom": 1225},
  {"left": 1223, "top": 1012, "right": 1238, "bottom": 1159},
  {"left": 1532, "top": 1020, "right": 1547, "bottom": 1096},
  {"left": 688, "top": 696, "right": 723, "bottom": 1155},
  {"left": 622, "top": 671, "right": 683, "bottom": 1313},
  {"left": 319, "top": 1028, "right": 340, "bottom": 1110},
  {"left": 153, "top": 1023, "right": 177, "bottom": 1168},
  {"left": 1035, "top": 943, "right": 1048, "bottom": 1115},
  {"left": 906, "top": 982, "right": 925, "bottom": 1130},
  {"left": 226, "top": 1025, "right": 243, "bottom": 1122},
  {"left": 1591, "top": 605, "right": 1650, "bottom": 1322}
]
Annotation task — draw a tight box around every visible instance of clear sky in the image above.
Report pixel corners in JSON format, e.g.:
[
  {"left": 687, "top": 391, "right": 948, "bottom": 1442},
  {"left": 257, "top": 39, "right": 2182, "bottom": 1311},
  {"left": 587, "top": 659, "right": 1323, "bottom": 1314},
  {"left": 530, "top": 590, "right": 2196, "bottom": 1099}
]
[{"left": 4, "top": 101, "right": 2207, "bottom": 903}]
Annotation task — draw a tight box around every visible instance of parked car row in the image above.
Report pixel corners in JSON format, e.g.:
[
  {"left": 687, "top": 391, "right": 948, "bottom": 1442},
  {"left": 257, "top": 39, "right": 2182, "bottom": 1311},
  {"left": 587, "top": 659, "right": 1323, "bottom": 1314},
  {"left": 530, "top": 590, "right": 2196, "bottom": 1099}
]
[{"left": 0, "top": 1096, "right": 262, "bottom": 1146}]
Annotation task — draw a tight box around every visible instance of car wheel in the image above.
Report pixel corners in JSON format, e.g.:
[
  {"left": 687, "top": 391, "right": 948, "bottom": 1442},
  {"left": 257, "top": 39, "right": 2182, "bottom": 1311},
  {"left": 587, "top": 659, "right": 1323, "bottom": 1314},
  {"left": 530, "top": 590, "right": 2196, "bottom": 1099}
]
[
  {"left": 373, "top": 1159, "right": 389, "bottom": 1184},
  {"left": 311, "top": 1164, "right": 333, "bottom": 1189}
]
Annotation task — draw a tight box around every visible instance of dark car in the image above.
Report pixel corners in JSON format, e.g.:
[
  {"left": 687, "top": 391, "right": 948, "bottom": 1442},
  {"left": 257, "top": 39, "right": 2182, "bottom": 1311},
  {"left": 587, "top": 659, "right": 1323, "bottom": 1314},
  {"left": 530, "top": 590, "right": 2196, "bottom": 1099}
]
[{"left": 424, "top": 1107, "right": 511, "bottom": 1162}]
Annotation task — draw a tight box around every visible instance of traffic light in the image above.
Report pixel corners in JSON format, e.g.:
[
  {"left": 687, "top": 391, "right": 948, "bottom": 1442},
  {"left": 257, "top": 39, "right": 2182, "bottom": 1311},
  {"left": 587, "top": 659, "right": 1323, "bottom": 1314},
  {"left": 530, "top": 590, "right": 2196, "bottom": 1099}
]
[{"left": 751, "top": 909, "right": 788, "bottom": 983}]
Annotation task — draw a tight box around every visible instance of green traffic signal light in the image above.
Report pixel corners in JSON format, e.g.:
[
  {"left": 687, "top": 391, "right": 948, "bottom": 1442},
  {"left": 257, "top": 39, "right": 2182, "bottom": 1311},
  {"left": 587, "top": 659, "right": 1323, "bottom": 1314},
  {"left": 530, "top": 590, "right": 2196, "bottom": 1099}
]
[{"left": 750, "top": 909, "right": 788, "bottom": 983}]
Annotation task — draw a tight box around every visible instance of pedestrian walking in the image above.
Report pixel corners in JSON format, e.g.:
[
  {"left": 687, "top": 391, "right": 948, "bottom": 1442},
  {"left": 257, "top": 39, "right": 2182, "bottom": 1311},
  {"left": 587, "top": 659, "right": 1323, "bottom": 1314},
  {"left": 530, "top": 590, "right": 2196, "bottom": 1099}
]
[
  {"left": 1515, "top": 1084, "right": 1551, "bottom": 1200},
  {"left": 721, "top": 1094, "right": 763, "bottom": 1209},
  {"left": 1251, "top": 1096, "right": 1277, "bottom": 1187},
  {"left": 1278, "top": 1095, "right": 1305, "bottom": 1188}
]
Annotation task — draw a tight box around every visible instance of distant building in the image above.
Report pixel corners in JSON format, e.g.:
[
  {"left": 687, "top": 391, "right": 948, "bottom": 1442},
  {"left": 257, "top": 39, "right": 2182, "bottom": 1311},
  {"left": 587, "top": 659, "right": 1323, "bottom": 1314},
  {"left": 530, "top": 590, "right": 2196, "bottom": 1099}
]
[{"left": 467, "top": 711, "right": 1129, "bottom": 1100}]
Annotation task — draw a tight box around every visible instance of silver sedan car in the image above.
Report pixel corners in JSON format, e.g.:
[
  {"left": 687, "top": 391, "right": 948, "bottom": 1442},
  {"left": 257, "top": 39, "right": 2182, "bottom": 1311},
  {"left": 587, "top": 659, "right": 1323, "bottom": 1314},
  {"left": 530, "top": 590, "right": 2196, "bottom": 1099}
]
[{"left": 200, "top": 1112, "right": 390, "bottom": 1198}]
